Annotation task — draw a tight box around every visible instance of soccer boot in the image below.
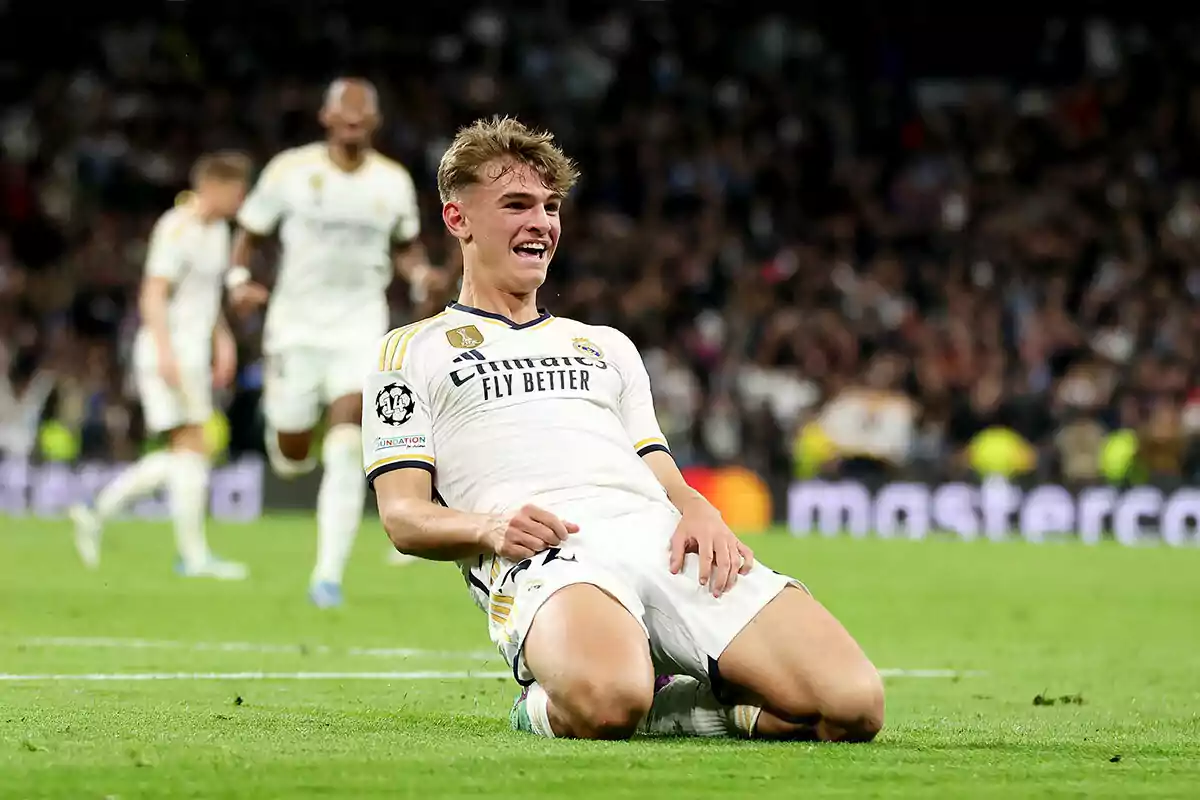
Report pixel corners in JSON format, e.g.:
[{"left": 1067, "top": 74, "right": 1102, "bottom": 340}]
[
  {"left": 176, "top": 555, "right": 249, "bottom": 581},
  {"left": 68, "top": 504, "right": 102, "bottom": 569},
  {"left": 309, "top": 580, "right": 344, "bottom": 608},
  {"left": 509, "top": 685, "right": 534, "bottom": 733}
]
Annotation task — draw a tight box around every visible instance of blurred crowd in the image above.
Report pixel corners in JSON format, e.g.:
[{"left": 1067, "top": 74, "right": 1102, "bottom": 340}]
[{"left": 3, "top": 4, "right": 1200, "bottom": 488}]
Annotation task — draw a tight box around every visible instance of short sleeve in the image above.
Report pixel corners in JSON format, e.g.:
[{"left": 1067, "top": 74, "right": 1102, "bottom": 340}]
[
  {"left": 607, "top": 330, "right": 670, "bottom": 458},
  {"left": 144, "top": 214, "right": 188, "bottom": 283},
  {"left": 236, "top": 155, "right": 289, "bottom": 235},
  {"left": 390, "top": 168, "right": 421, "bottom": 244},
  {"left": 362, "top": 329, "right": 437, "bottom": 488}
]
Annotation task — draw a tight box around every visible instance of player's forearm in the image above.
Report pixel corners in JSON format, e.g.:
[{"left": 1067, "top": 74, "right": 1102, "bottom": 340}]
[
  {"left": 379, "top": 496, "right": 495, "bottom": 561},
  {"left": 393, "top": 239, "right": 441, "bottom": 305},
  {"left": 213, "top": 312, "right": 232, "bottom": 343},
  {"left": 139, "top": 279, "right": 174, "bottom": 357},
  {"left": 393, "top": 239, "right": 431, "bottom": 281},
  {"left": 667, "top": 483, "right": 720, "bottom": 519},
  {"left": 642, "top": 450, "right": 721, "bottom": 519},
  {"left": 213, "top": 314, "right": 236, "bottom": 355},
  {"left": 230, "top": 229, "right": 264, "bottom": 276}
]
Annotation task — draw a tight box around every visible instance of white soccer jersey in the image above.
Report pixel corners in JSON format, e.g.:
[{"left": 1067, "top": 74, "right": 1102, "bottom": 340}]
[
  {"left": 236, "top": 142, "right": 422, "bottom": 352},
  {"left": 362, "top": 304, "right": 677, "bottom": 601},
  {"left": 135, "top": 205, "right": 231, "bottom": 362}
]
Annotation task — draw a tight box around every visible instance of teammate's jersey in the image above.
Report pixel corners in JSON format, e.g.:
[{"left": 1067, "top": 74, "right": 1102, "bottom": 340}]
[
  {"left": 135, "top": 204, "right": 231, "bottom": 362},
  {"left": 361, "top": 303, "right": 677, "bottom": 604},
  {"left": 236, "top": 142, "right": 421, "bottom": 352}
]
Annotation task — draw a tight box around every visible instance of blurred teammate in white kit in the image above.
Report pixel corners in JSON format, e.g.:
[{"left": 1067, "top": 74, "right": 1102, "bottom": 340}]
[
  {"left": 228, "top": 77, "right": 439, "bottom": 607},
  {"left": 71, "top": 152, "right": 262, "bottom": 578}
]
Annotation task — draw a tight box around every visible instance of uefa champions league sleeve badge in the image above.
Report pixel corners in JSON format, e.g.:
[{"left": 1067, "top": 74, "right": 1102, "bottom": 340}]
[{"left": 375, "top": 382, "right": 415, "bottom": 426}]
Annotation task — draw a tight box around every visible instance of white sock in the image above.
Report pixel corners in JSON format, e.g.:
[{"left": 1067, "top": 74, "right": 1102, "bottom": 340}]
[
  {"left": 639, "top": 675, "right": 762, "bottom": 738},
  {"left": 311, "top": 424, "right": 365, "bottom": 586},
  {"left": 93, "top": 450, "right": 174, "bottom": 520},
  {"left": 525, "top": 683, "right": 556, "bottom": 738},
  {"left": 168, "top": 450, "right": 211, "bottom": 569}
]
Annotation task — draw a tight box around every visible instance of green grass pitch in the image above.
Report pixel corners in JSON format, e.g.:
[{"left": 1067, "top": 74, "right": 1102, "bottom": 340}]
[{"left": 1, "top": 515, "right": 1198, "bottom": 798}]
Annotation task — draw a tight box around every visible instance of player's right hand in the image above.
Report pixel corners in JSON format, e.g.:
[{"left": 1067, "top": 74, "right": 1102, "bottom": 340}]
[
  {"left": 158, "top": 352, "right": 181, "bottom": 388},
  {"left": 485, "top": 504, "right": 578, "bottom": 561},
  {"left": 230, "top": 281, "right": 269, "bottom": 315}
]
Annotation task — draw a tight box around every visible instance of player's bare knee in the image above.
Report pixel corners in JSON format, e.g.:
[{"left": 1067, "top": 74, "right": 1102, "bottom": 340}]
[
  {"left": 820, "top": 669, "right": 885, "bottom": 742},
  {"left": 276, "top": 430, "right": 312, "bottom": 462},
  {"left": 265, "top": 427, "right": 318, "bottom": 477},
  {"left": 168, "top": 425, "right": 207, "bottom": 455},
  {"left": 327, "top": 393, "right": 363, "bottom": 427},
  {"left": 558, "top": 674, "right": 653, "bottom": 740}
]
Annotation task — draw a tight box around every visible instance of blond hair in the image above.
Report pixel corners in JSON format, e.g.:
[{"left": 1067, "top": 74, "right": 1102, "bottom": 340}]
[
  {"left": 437, "top": 116, "right": 580, "bottom": 203},
  {"left": 190, "top": 150, "right": 252, "bottom": 186}
]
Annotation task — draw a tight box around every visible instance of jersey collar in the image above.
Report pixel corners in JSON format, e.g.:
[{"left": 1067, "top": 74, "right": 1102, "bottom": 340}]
[{"left": 448, "top": 302, "right": 552, "bottom": 330}]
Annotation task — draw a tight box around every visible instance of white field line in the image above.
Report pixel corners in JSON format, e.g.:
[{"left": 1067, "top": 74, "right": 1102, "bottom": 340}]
[
  {"left": 879, "top": 669, "right": 986, "bottom": 678},
  {"left": 0, "top": 669, "right": 980, "bottom": 683},
  {"left": 9, "top": 637, "right": 986, "bottom": 681},
  {"left": 17, "top": 636, "right": 496, "bottom": 660}
]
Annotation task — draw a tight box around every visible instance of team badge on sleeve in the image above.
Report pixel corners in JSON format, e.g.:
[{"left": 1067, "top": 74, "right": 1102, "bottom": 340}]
[
  {"left": 572, "top": 337, "right": 604, "bottom": 359},
  {"left": 375, "top": 382, "right": 415, "bottom": 426}
]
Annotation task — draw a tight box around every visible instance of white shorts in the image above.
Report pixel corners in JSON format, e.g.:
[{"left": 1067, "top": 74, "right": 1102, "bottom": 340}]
[
  {"left": 262, "top": 344, "right": 373, "bottom": 432},
  {"left": 133, "top": 340, "right": 213, "bottom": 435},
  {"left": 481, "top": 506, "right": 802, "bottom": 688}
]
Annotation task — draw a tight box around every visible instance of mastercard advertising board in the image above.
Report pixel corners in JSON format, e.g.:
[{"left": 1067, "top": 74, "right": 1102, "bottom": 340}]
[{"left": 681, "top": 466, "right": 773, "bottom": 533}]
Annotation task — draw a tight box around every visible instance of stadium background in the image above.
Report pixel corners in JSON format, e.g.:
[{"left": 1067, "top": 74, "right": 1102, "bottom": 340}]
[
  {"left": 3, "top": 3, "right": 1200, "bottom": 535},
  {"left": 3, "top": 5, "right": 1200, "bottom": 798}
]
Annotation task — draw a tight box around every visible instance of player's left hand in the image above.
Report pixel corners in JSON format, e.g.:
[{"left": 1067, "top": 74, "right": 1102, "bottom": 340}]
[{"left": 668, "top": 509, "right": 754, "bottom": 598}]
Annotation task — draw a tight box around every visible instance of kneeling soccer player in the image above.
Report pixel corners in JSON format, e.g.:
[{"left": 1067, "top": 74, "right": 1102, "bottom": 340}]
[{"left": 364, "top": 116, "right": 884, "bottom": 741}]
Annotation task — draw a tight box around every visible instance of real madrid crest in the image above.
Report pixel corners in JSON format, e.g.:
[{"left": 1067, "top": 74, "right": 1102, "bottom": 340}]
[
  {"left": 572, "top": 337, "right": 604, "bottom": 359},
  {"left": 309, "top": 173, "right": 323, "bottom": 204},
  {"left": 446, "top": 325, "right": 485, "bottom": 349}
]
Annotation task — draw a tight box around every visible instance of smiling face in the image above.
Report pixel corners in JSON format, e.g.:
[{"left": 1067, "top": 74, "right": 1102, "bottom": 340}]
[
  {"left": 442, "top": 159, "right": 564, "bottom": 296},
  {"left": 436, "top": 116, "right": 580, "bottom": 298}
]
